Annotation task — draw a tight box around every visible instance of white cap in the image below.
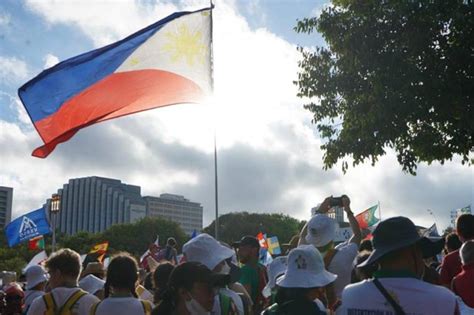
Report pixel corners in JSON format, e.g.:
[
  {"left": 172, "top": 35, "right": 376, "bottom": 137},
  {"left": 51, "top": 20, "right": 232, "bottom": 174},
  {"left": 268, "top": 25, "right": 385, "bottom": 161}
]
[
  {"left": 183, "top": 233, "right": 235, "bottom": 271},
  {"left": 78, "top": 274, "right": 105, "bottom": 294},
  {"left": 277, "top": 245, "right": 337, "bottom": 288},
  {"left": 305, "top": 214, "right": 336, "bottom": 247},
  {"left": 25, "top": 265, "right": 48, "bottom": 290},
  {"left": 262, "top": 256, "right": 287, "bottom": 297}
]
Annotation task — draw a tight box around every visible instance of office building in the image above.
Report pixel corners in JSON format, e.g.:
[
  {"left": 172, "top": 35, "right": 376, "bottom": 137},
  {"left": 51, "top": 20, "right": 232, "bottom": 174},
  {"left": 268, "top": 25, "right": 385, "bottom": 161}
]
[
  {"left": 0, "top": 186, "right": 13, "bottom": 229},
  {"left": 311, "top": 205, "right": 345, "bottom": 224},
  {"left": 144, "top": 194, "right": 203, "bottom": 235},
  {"left": 46, "top": 176, "right": 146, "bottom": 235}
]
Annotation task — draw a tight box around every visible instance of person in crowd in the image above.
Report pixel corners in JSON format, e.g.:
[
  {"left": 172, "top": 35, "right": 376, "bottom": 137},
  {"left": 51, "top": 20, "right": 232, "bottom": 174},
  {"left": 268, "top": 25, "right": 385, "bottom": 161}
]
[
  {"left": 298, "top": 195, "right": 361, "bottom": 307},
  {"left": 23, "top": 265, "right": 48, "bottom": 312},
  {"left": 452, "top": 240, "right": 474, "bottom": 308},
  {"left": 337, "top": 216, "right": 459, "bottom": 315},
  {"left": 359, "top": 239, "right": 373, "bottom": 252},
  {"left": 27, "top": 248, "right": 99, "bottom": 315},
  {"left": 445, "top": 232, "right": 462, "bottom": 254},
  {"left": 90, "top": 253, "right": 153, "bottom": 315},
  {"left": 233, "top": 235, "right": 269, "bottom": 314},
  {"left": 158, "top": 238, "right": 178, "bottom": 265},
  {"left": 80, "top": 262, "right": 105, "bottom": 280},
  {"left": 183, "top": 233, "right": 242, "bottom": 315},
  {"left": 144, "top": 273, "right": 154, "bottom": 292},
  {"left": 262, "top": 256, "right": 287, "bottom": 304},
  {"left": 351, "top": 250, "right": 377, "bottom": 282},
  {"left": 262, "top": 245, "right": 337, "bottom": 315},
  {"left": 151, "top": 262, "right": 216, "bottom": 315},
  {"left": 152, "top": 262, "right": 174, "bottom": 305},
  {"left": 78, "top": 274, "right": 105, "bottom": 300},
  {"left": 4, "top": 283, "right": 24, "bottom": 315},
  {"left": 440, "top": 214, "right": 474, "bottom": 287}
]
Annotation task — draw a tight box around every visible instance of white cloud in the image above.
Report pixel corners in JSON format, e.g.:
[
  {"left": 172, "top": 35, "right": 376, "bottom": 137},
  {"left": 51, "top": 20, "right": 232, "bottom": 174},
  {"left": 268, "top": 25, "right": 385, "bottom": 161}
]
[
  {"left": 43, "top": 53, "right": 59, "bottom": 69},
  {"left": 0, "top": 56, "right": 29, "bottom": 85},
  {"left": 4, "top": 0, "right": 472, "bottom": 232},
  {"left": 0, "top": 11, "right": 11, "bottom": 26}
]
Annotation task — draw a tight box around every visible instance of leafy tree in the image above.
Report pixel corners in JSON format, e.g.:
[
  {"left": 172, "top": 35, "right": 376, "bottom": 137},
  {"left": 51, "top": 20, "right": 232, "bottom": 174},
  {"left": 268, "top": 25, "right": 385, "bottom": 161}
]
[
  {"left": 203, "top": 212, "right": 304, "bottom": 245},
  {"left": 295, "top": 0, "right": 473, "bottom": 174}
]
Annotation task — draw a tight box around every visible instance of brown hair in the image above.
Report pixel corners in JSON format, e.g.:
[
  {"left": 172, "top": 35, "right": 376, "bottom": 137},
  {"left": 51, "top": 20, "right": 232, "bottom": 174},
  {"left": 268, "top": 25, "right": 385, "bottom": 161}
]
[
  {"left": 45, "top": 248, "right": 81, "bottom": 279},
  {"left": 104, "top": 252, "right": 139, "bottom": 298}
]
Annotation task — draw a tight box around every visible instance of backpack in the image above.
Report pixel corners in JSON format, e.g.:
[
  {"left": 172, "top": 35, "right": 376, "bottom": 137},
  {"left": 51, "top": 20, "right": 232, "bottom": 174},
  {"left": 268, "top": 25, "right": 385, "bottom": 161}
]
[
  {"left": 89, "top": 299, "right": 152, "bottom": 315},
  {"left": 43, "top": 289, "right": 88, "bottom": 315}
]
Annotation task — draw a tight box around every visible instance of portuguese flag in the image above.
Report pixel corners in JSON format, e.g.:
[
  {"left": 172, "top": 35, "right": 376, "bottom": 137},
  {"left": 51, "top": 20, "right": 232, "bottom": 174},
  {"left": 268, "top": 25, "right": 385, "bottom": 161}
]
[
  {"left": 28, "top": 236, "right": 45, "bottom": 250},
  {"left": 356, "top": 205, "right": 379, "bottom": 229}
]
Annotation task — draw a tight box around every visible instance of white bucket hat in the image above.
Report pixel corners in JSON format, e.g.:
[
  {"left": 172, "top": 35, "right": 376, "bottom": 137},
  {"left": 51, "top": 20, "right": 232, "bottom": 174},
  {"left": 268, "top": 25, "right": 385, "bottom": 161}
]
[
  {"left": 183, "top": 233, "right": 235, "bottom": 271},
  {"left": 262, "top": 256, "right": 288, "bottom": 297},
  {"left": 78, "top": 274, "right": 105, "bottom": 294},
  {"left": 25, "top": 265, "right": 49, "bottom": 290},
  {"left": 305, "top": 214, "right": 337, "bottom": 247},
  {"left": 277, "top": 245, "right": 337, "bottom": 288}
]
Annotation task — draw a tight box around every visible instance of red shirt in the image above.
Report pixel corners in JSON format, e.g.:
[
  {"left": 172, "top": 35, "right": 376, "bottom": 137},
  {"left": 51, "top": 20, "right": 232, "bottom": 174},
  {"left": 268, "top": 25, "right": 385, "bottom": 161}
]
[
  {"left": 440, "top": 250, "right": 462, "bottom": 286},
  {"left": 453, "top": 264, "right": 474, "bottom": 307}
]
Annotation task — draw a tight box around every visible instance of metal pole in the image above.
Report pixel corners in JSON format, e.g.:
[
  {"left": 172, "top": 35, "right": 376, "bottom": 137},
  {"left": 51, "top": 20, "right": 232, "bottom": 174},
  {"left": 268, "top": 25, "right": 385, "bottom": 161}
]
[{"left": 52, "top": 212, "right": 56, "bottom": 252}]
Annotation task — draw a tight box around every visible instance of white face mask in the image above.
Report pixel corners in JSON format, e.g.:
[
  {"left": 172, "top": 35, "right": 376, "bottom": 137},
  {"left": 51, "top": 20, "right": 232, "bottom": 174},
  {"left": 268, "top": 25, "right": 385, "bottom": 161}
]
[
  {"left": 185, "top": 294, "right": 210, "bottom": 315},
  {"left": 217, "top": 261, "right": 231, "bottom": 275}
]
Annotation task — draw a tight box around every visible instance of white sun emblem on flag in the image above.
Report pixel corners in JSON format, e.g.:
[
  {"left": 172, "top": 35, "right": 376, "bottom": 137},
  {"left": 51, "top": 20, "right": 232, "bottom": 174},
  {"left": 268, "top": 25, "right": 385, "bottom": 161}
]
[{"left": 163, "top": 23, "right": 207, "bottom": 67}]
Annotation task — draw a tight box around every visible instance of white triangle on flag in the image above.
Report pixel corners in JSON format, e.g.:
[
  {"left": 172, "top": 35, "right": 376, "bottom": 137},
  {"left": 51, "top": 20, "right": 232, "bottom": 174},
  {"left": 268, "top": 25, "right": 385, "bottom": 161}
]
[{"left": 23, "top": 250, "right": 48, "bottom": 273}]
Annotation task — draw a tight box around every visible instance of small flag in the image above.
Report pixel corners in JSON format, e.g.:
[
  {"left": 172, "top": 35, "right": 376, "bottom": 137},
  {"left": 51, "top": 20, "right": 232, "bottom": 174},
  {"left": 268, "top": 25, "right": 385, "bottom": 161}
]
[
  {"left": 421, "top": 223, "right": 440, "bottom": 238},
  {"left": 355, "top": 205, "right": 380, "bottom": 229},
  {"left": 267, "top": 236, "right": 281, "bottom": 256},
  {"left": 140, "top": 235, "right": 160, "bottom": 268},
  {"left": 5, "top": 207, "right": 52, "bottom": 247},
  {"left": 459, "top": 205, "right": 472, "bottom": 214},
  {"left": 18, "top": 7, "right": 212, "bottom": 158},
  {"left": 28, "top": 235, "right": 45, "bottom": 250},
  {"left": 22, "top": 250, "right": 48, "bottom": 273},
  {"left": 259, "top": 248, "right": 273, "bottom": 266},
  {"left": 257, "top": 232, "right": 268, "bottom": 249},
  {"left": 191, "top": 230, "right": 197, "bottom": 239},
  {"left": 89, "top": 241, "right": 109, "bottom": 263}
]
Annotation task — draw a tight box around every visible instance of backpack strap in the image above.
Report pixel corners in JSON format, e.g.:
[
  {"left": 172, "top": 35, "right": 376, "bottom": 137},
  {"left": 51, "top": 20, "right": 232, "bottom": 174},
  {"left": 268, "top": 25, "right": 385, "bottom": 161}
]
[
  {"left": 373, "top": 278, "right": 406, "bottom": 315},
  {"left": 220, "top": 293, "right": 231, "bottom": 315},
  {"left": 89, "top": 301, "right": 102, "bottom": 315},
  {"left": 140, "top": 300, "right": 152, "bottom": 315},
  {"left": 42, "top": 293, "right": 57, "bottom": 315},
  {"left": 58, "top": 289, "right": 88, "bottom": 314}
]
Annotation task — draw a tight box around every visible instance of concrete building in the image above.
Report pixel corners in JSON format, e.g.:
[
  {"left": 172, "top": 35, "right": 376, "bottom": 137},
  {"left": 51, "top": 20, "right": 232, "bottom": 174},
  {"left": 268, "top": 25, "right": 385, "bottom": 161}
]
[
  {"left": 311, "top": 205, "right": 345, "bottom": 224},
  {"left": 144, "top": 194, "right": 203, "bottom": 235},
  {"left": 46, "top": 177, "right": 146, "bottom": 235},
  {"left": 0, "top": 186, "right": 13, "bottom": 229}
]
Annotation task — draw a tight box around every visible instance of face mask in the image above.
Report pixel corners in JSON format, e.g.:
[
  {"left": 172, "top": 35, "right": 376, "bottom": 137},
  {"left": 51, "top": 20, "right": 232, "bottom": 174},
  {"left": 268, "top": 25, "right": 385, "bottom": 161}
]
[
  {"left": 217, "top": 262, "right": 231, "bottom": 275},
  {"left": 185, "top": 294, "right": 210, "bottom": 315}
]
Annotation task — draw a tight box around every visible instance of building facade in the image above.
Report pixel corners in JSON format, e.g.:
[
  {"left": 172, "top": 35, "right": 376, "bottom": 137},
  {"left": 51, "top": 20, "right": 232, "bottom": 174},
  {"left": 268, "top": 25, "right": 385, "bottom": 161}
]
[
  {"left": 311, "top": 205, "right": 345, "bottom": 224},
  {"left": 0, "top": 186, "right": 13, "bottom": 229},
  {"left": 144, "top": 194, "right": 203, "bottom": 235},
  {"left": 46, "top": 177, "right": 146, "bottom": 235}
]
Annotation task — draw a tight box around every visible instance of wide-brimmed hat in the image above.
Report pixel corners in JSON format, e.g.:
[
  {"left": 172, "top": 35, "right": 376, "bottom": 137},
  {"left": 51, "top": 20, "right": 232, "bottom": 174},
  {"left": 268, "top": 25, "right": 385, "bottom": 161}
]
[
  {"left": 358, "top": 216, "right": 439, "bottom": 267},
  {"left": 183, "top": 233, "right": 235, "bottom": 270},
  {"left": 305, "top": 215, "right": 337, "bottom": 247},
  {"left": 262, "top": 256, "right": 288, "bottom": 297},
  {"left": 81, "top": 262, "right": 105, "bottom": 278},
  {"left": 277, "top": 245, "right": 337, "bottom": 288},
  {"left": 25, "top": 265, "right": 49, "bottom": 290}
]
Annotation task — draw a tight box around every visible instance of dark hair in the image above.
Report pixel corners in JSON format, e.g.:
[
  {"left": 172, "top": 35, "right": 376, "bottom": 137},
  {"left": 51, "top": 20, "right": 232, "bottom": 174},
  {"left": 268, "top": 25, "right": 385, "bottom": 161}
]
[
  {"left": 153, "top": 263, "right": 174, "bottom": 304},
  {"left": 274, "top": 287, "right": 315, "bottom": 304},
  {"left": 359, "top": 239, "right": 373, "bottom": 252},
  {"left": 154, "top": 262, "right": 213, "bottom": 315},
  {"left": 46, "top": 248, "right": 81, "bottom": 279},
  {"left": 446, "top": 233, "right": 462, "bottom": 251},
  {"left": 144, "top": 272, "right": 153, "bottom": 291},
  {"left": 456, "top": 214, "right": 474, "bottom": 240},
  {"left": 104, "top": 253, "right": 139, "bottom": 298},
  {"left": 355, "top": 250, "right": 378, "bottom": 280}
]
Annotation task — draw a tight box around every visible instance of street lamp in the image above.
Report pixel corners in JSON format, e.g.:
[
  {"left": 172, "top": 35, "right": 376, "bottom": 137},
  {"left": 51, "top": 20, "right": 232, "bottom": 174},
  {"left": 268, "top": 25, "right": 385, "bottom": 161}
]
[{"left": 50, "top": 194, "right": 61, "bottom": 252}]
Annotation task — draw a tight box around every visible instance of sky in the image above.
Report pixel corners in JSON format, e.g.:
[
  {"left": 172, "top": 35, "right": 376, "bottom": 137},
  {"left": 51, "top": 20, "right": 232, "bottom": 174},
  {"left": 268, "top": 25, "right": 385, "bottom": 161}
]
[{"left": 0, "top": 0, "right": 472, "bottom": 232}]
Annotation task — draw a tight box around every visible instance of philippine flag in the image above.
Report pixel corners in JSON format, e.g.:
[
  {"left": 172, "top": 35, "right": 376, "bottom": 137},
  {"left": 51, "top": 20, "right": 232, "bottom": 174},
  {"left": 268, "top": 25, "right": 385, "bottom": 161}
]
[{"left": 18, "top": 7, "right": 212, "bottom": 158}]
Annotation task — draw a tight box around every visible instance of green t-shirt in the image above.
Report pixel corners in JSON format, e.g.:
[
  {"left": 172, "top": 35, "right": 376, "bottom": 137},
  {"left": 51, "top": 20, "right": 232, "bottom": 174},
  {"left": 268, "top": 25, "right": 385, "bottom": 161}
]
[{"left": 239, "top": 264, "right": 260, "bottom": 302}]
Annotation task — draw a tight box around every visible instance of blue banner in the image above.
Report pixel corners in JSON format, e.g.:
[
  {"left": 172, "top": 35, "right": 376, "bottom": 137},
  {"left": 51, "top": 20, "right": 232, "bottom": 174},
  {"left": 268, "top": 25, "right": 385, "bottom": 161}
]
[{"left": 5, "top": 207, "right": 52, "bottom": 247}]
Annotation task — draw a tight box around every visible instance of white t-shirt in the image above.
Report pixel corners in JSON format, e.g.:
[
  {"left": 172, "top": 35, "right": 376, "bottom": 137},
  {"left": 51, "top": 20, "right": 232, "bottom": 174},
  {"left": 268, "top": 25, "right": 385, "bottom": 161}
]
[
  {"left": 220, "top": 287, "right": 244, "bottom": 315},
  {"left": 24, "top": 290, "right": 44, "bottom": 311},
  {"left": 27, "top": 287, "right": 100, "bottom": 315},
  {"left": 328, "top": 241, "right": 358, "bottom": 298},
  {"left": 336, "top": 277, "right": 459, "bottom": 315},
  {"left": 92, "top": 297, "right": 154, "bottom": 315}
]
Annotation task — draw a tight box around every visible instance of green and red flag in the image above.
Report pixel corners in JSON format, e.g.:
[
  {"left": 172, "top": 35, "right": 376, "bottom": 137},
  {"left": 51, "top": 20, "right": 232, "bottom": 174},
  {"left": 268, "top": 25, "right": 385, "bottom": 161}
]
[
  {"left": 356, "top": 205, "right": 379, "bottom": 229},
  {"left": 28, "top": 236, "right": 45, "bottom": 250}
]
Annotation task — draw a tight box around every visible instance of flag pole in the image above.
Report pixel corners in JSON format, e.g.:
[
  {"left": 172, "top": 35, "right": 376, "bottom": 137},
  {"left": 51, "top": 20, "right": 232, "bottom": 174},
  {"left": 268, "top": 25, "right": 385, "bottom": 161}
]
[{"left": 210, "top": 0, "right": 219, "bottom": 240}]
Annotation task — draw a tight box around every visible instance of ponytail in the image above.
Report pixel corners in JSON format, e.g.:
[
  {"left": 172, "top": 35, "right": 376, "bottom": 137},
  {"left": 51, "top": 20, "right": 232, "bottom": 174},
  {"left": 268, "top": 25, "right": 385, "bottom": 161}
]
[
  {"left": 154, "top": 288, "right": 176, "bottom": 315},
  {"left": 104, "top": 278, "right": 111, "bottom": 298}
]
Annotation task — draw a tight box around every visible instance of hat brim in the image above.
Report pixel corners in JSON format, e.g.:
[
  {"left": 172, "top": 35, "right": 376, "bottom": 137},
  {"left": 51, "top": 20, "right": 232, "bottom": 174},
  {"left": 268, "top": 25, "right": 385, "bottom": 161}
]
[
  {"left": 277, "top": 270, "right": 337, "bottom": 288},
  {"left": 26, "top": 274, "right": 49, "bottom": 290},
  {"left": 358, "top": 236, "right": 437, "bottom": 267}
]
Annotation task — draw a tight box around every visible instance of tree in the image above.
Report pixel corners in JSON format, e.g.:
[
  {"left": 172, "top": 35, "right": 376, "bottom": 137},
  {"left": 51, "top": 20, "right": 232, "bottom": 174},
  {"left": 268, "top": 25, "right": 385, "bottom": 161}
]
[
  {"left": 295, "top": 1, "right": 473, "bottom": 174},
  {"left": 203, "top": 212, "right": 304, "bottom": 245}
]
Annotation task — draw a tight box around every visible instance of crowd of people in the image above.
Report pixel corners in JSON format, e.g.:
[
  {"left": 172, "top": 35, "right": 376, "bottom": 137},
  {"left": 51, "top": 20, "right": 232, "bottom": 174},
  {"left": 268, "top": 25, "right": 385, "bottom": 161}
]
[{"left": 1, "top": 195, "right": 473, "bottom": 315}]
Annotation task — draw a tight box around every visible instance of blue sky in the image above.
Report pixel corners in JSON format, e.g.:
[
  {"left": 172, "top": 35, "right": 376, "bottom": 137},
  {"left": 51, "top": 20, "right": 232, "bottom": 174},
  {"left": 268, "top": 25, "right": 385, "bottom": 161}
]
[{"left": 0, "top": 0, "right": 472, "bottom": 231}]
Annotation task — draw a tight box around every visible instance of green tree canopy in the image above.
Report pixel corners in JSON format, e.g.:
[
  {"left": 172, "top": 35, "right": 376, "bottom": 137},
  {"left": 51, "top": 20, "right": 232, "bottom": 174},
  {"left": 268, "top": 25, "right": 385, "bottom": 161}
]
[
  {"left": 204, "top": 212, "right": 305, "bottom": 245},
  {"left": 295, "top": 0, "right": 473, "bottom": 174}
]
